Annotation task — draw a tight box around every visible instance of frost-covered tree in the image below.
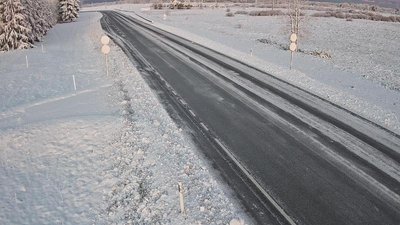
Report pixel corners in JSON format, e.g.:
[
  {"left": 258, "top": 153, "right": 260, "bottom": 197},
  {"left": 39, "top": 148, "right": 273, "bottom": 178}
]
[
  {"left": 0, "top": 0, "right": 32, "bottom": 51},
  {"left": 58, "top": 0, "right": 80, "bottom": 23},
  {"left": 46, "top": 0, "right": 58, "bottom": 26},
  {"left": 73, "top": 0, "right": 79, "bottom": 14},
  {"left": 23, "top": 0, "right": 45, "bottom": 42}
]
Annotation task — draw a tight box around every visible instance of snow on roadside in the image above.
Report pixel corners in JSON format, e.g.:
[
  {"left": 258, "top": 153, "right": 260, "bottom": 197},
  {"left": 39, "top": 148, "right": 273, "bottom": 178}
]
[
  {"left": 0, "top": 117, "right": 120, "bottom": 224},
  {"left": 0, "top": 12, "right": 121, "bottom": 225},
  {"left": 0, "top": 11, "right": 253, "bottom": 225},
  {"left": 97, "top": 4, "right": 400, "bottom": 135},
  {"left": 103, "top": 36, "right": 253, "bottom": 225},
  {"left": 0, "top": 12, "right": 105, "bottom": 112}
]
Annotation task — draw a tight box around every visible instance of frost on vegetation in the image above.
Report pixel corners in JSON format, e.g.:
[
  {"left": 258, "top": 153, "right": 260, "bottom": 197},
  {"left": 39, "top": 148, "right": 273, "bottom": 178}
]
[{"left": 257, "top": 37, "right": 331, "bottom": 59}]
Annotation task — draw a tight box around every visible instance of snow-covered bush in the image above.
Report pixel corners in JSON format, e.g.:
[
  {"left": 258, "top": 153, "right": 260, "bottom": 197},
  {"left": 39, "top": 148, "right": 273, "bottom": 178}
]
[
  {"left": 176, "top": 2, "right": 184, "bottom": 9},
  {"left": 58, "top": 0, "right": 80, "bottom": 23},
  {"left": 234, "top": 10, "right": 249, "bottom": 15},
  {"left": 152, "top": 3, "right": 163, "bottom": 10},
  {"left": 168, "top": 0, "right": 191, "bottom": 10},
  {"left": 248, "top": 10, "right": 285, "bottom": 16},
  {"left": 225, "top": 12, "right": 234, "bottom": 17},
  {"left": 0, "top": 0, "right": 32, "bottom": 51}
]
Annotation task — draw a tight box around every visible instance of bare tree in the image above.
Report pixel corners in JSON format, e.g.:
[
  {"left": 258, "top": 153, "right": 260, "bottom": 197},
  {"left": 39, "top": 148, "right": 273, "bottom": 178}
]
[{"left": 287, "top": 0, "right": 303, "bottom": 37}]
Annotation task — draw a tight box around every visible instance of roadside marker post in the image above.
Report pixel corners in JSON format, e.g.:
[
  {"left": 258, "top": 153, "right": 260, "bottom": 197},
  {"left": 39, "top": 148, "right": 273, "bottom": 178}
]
[
  {"left": 72, "top": 75, "right": 77, "bottom": 91},
  {"left": 25, "top": 55, "right": 29, "bottom": 68},
  {"left": 101, "top": 35, "right": 111, "bottom": 76},
  {"left": 178, "top": 182, "right": 186, "bottom": 215}
]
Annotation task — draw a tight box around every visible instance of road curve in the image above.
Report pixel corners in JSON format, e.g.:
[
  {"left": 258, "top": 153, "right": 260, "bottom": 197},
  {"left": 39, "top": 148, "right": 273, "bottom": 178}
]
[{"left": 99, "top": 11, "right": 400, "bottom": 225}]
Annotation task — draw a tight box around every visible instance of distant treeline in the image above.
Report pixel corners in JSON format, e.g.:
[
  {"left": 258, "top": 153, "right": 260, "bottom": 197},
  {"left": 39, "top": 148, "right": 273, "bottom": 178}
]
[{"left": 308, "top": 0, "right": 399, "bottom": 9}]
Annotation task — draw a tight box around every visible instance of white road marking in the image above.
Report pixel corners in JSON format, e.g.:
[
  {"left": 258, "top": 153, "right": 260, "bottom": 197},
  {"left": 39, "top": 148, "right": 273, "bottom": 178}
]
[
  {"left": 200, "top": 122, "right": 209, "bottom": 131},
  {"left": 189, "top": 110, "right": 196, "bottom": 117},
  {"left": 213, "top": 138, "right": 297, "bottom": 225}
]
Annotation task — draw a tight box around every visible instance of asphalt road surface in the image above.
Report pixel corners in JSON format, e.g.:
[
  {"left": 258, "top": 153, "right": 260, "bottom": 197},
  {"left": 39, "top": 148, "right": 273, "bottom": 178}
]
[{"left": 100, "top": 11, "right": 400, "bottom": 225}]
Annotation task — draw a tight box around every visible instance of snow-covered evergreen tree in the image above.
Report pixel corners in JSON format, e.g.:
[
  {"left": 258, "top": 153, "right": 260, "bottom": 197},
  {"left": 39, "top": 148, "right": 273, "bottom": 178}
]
[
  {"left": 45, "top": 0, "right": 58, "bottom": 27},
  {"left": 73, "top": 0, "right": 79, "bottom": 15},
  {"left": 23, "top": 0, "right": 42, "bottom": 42},
  {"left": 58, "top": 0, "right": 79, "bottom": 23},
  {"left": 0, "top": 0, "right": 32, "bottom": 51},
  {"left": 39, "top": 0, "right": 56, "bottom": 33},
  {"left": 22, "top": 0, "right": 55, "bottom": 43}
]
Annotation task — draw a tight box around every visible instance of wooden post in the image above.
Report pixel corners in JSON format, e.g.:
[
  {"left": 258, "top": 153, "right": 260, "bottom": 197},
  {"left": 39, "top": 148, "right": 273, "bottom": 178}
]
[
  {"left": 290, "top": 51, "right": 293, "bottom": 70},
  {"left": 105, "top": 55, "right": 109, "bottom": 77}
]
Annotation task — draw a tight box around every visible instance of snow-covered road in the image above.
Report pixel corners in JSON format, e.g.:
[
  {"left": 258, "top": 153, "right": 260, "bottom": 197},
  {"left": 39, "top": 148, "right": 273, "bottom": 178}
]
[{"left": 0, "top": 12, "right": 251, "bottom": 225}]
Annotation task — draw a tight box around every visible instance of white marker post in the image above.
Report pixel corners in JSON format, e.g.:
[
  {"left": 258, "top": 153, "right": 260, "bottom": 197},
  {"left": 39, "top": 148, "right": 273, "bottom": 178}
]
[
  {"left": 41, "top": 44, "right": 44, "bottom": 53},
  {"left": 72, "top": 75, "right": 77, "bottom": 91},
  {"left": 101, "top": 35, "right": 111, "bottom": 76},
  {"left": 178, "top": 182, "right": 185, "bottom": 215},
  {"left": 25, "top": 55, "right": 29, "bottom": 68},
  {"left": 289, "top": 33, "right": 297, "bottom": 70}
]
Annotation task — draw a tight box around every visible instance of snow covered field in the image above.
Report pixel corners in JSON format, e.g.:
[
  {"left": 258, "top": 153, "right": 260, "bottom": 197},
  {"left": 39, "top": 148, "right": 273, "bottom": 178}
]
[
  {"left": 0, "top": 12, "right": 251, "bottom": 224},
  {"left": 130, "top": 4, "right": 400, "bottom": 91},
  {"left": 84, "top": 3, "right": 400, "bottom": 135}
]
